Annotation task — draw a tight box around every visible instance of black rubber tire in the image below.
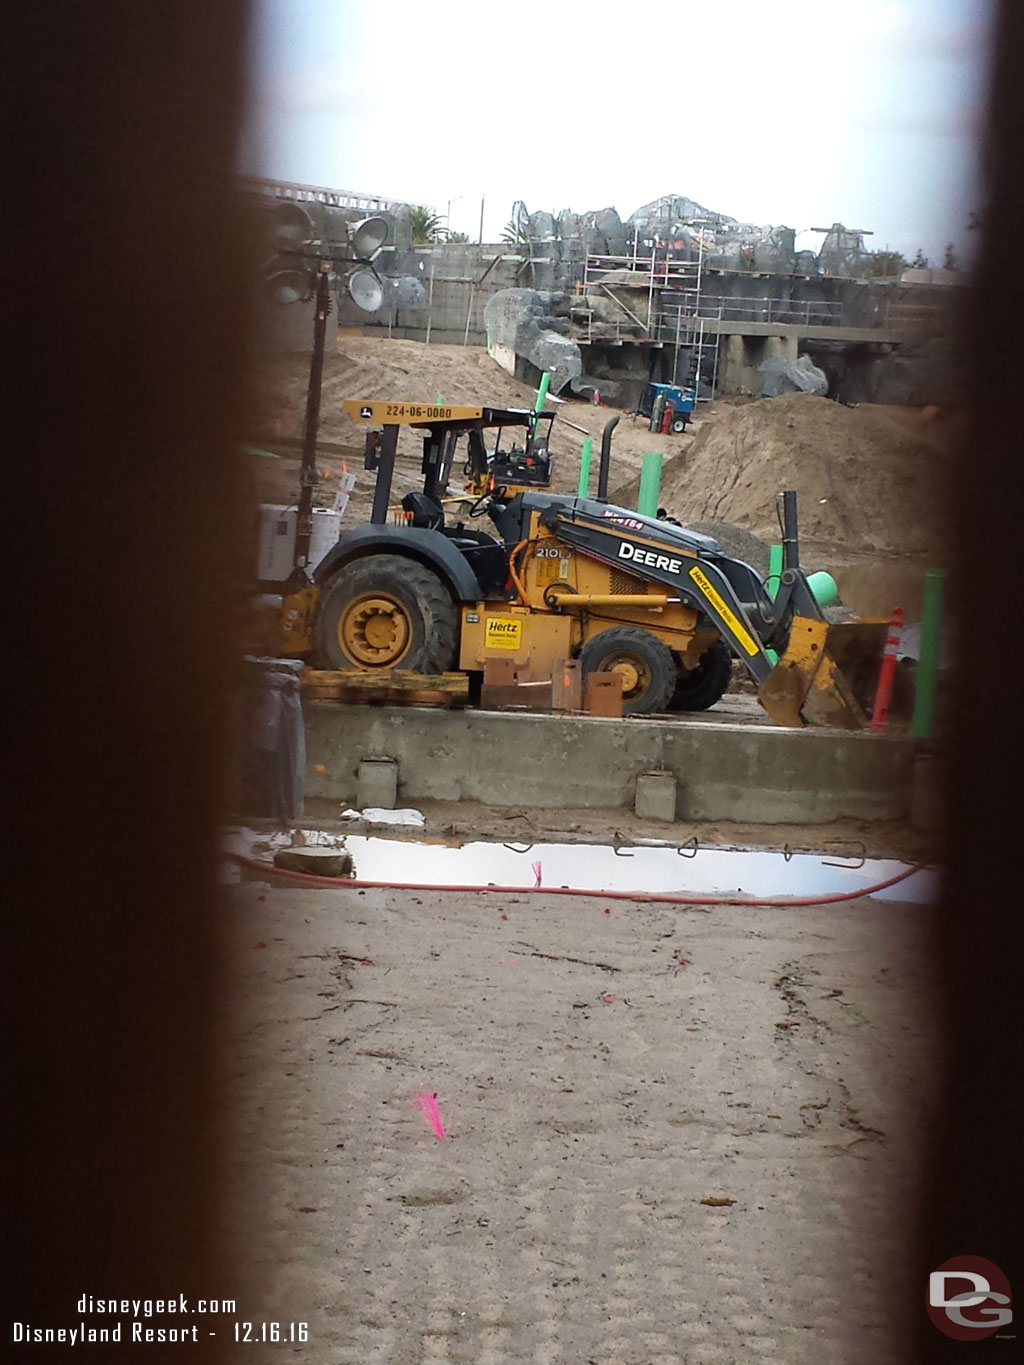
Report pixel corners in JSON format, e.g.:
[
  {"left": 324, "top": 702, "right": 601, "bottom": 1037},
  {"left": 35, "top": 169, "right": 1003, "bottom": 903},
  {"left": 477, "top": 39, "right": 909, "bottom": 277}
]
[
  {"left": 670, "top": 638, "right": 732, "bottom": 711},
  {"left": 313, "top": 554, "right": 458, "bottom": 673},
  {"left": 671, "top": 416, "right": 688, "bottom": 433},
  {"left": 578, "top": 626, "right": 677, "bottom": 716}
]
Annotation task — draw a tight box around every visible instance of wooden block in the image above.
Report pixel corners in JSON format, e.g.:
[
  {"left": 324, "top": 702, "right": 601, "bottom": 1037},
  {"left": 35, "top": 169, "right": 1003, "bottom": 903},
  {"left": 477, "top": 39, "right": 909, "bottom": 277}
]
[
  {"left": 301, "top": 668, "right": 468, "bottom": 708},
  {"left": 585, "top": 671, "right": 623, "bottom": 718},
  {"left": 483, "top": 658, "right": 517, "bottom": 687},
  {"left": 403, "top": 688, "right": 460, "bottom": 708},
  {"left": 370, "top": 670, "right": 467, "bottom": 695},
  {"left": 551, "top": 658, "right": 583, "bottom": 711},
  {"left": 301, "top": 667, "right": 467, "bottom": 689},
  {"left": 480, "top": 679, "right": 553, "bottom": 713},
  {"left": 480, "top": 683, "right": 523, "bottom": 710}
]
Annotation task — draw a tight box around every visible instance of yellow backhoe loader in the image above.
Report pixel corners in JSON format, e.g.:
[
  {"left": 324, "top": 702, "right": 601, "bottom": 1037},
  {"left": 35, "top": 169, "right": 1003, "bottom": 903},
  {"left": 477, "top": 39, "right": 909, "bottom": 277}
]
[{"left": 268, "top": 401, "right": 885, "bottom": 727}]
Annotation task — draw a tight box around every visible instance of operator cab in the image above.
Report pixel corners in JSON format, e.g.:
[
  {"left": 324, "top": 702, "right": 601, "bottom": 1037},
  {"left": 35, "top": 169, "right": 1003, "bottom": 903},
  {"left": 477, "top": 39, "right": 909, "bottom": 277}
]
[
  {"left": 400, "top": 488, "right": 512, "bottom": 598},
  {"left": 482, "top": 413, "right": 555, "bottom": 494}
]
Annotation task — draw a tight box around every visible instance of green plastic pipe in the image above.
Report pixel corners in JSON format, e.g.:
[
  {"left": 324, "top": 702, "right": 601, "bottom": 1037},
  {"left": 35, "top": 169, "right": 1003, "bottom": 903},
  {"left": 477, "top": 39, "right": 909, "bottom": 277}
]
[
  {"left": 767, "top": 544, "right": 783, "bottom": 598},
  {"left": 765, "top": 544, "right": 783, "bottom": 664},
  {"left": 529, "top": 372, "right": 551, "bottom": 445},
  {"left": 637, "top": 452, "right": 663, "bottom": 517},
  {"left": 912, "top": 568, "right": 945, "bottom": 739},
  {"left": 807, "top": 570, "right": 839, "bottom": 607},
  {"left": 578, "top": 438, "right": 592, "bottom": 498}
]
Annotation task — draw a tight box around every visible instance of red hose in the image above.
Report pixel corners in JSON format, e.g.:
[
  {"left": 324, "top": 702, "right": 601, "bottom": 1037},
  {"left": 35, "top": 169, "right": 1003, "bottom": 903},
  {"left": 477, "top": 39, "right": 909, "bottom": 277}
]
[{"left": 224, "top": 852, "right": 929, "bottom": 907}]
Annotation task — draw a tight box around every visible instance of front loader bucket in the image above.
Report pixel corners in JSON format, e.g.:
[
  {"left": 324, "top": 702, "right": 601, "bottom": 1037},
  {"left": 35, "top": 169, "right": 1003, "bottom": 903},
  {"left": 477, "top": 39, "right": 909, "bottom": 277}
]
[{"left": 757, "top": 617, "right": 888, "bottom": 729}]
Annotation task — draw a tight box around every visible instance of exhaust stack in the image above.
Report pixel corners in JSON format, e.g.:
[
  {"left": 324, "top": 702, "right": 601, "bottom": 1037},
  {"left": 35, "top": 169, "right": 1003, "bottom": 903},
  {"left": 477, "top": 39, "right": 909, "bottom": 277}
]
[{"left": 596, "top": 416, "right": 619, "bottom": 501}]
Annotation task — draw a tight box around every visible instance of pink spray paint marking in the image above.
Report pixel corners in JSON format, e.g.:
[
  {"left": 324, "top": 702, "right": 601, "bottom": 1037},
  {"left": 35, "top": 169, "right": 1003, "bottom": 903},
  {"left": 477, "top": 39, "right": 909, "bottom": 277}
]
[
  {"left": 532, "top": 861, "right": 543, "bottom": 887},
  {"left": 415, "top": 1091, "right": 446, "bottom": 1139}
]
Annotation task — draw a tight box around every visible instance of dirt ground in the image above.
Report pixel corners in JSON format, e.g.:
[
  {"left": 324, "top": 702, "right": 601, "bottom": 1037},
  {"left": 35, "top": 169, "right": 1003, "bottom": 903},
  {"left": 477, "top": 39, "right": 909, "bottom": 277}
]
[
  {"left": 245, "top": 338, "right": 676, "bottom": 522},
  {"left": 217, "top": 871, "right": 938, "bottom": 1363},
  {"left": 245, "top": 336, "right": 707, "bottom": 530}
]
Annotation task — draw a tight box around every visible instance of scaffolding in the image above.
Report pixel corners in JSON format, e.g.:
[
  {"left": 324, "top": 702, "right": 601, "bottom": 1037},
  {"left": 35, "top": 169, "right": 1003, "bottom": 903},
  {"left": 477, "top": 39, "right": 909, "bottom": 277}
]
[{"left": 573, "top": 230, "right": 719, "bottom": 398}]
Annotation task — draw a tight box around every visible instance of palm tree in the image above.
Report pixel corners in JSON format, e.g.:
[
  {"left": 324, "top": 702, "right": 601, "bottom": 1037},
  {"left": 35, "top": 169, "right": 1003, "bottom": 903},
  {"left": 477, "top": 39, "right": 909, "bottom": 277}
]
[
  {"left": 870, "top": 250, "right": 907, "bottom": 278},
  {"left": 501, "top": 201, "right": 531, "bottom": 246},
  {"left": 410, "top": 206, "right": 444, "bottom": 244}
]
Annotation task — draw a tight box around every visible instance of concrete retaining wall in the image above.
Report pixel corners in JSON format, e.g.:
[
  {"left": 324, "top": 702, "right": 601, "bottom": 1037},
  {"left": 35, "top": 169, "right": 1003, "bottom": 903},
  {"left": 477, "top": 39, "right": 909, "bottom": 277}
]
[{"left": 303, "top": 705, "right": 913, "bottom": 824}]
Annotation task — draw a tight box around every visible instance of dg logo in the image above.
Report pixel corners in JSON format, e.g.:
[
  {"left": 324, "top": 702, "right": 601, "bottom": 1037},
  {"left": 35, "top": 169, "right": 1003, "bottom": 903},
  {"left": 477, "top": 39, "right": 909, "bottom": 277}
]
[{"left": 928, "top": 1256, "right": 1013, "bottom": 1340}]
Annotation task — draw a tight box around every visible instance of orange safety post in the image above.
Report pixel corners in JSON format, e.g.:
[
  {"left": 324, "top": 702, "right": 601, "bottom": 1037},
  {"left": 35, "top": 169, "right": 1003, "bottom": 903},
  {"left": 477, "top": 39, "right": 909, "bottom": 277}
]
[{"left": 871, "top": 606, "right": 903, "bottom": 732}]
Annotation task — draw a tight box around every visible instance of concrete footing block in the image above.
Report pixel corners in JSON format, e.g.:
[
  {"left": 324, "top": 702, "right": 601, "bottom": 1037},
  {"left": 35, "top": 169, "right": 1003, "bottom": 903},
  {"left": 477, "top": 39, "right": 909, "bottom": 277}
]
[
  {"left": 357, "top": 757, "right": 398, "bottom": 810},
  {"left": 635, "top": 770, "right": 677, "bottom": 822},
  {"left": 304, "top": 706, "right": 915, "bottom": 824}
]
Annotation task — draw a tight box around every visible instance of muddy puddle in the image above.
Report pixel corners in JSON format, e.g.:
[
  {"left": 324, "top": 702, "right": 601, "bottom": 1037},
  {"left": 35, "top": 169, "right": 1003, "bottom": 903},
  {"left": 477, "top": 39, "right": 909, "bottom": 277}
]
[{"left": 231, "top": 830, "right": 937, "bottom": 903}]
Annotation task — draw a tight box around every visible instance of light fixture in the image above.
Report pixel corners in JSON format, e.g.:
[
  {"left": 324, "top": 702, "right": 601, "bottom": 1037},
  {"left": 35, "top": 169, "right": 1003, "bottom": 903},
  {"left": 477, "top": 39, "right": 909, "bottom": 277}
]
[
  {"left": 347, "top": 268, "right": 384, "bottom": 312},
  {"left": 347, "top": 216, "right": 388, "bottom": 260}
]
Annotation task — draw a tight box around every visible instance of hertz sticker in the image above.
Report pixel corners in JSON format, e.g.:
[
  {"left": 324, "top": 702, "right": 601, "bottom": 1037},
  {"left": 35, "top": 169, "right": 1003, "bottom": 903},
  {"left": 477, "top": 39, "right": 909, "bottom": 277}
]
[
  {"left": 485, "top": 617, "right": 523, "bottom": 650},
  {"left": 689, "top": 565, "right": 760, "bottom": 656}
]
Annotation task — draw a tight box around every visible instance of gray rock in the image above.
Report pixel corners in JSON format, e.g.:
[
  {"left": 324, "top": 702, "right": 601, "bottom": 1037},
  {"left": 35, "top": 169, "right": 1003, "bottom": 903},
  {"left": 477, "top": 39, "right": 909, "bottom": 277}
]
[
  {"left": 484, "top": 288, "right": 582, "bottom": 393},
  {"left": 273, "top": 847, "right": 355, "bottom": 878},
  {"left": 760, "top": 353, "right": 829, "bottom": 397}
]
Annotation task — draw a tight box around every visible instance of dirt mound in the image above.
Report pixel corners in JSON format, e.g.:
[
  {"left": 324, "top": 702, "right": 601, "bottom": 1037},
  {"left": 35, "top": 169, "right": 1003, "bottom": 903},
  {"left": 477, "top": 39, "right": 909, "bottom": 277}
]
[
  {"left": 244, "top": 336, "right": 696, "bottom": 522},
  {"left": 683, "top": 522, "right": 771, "bottom": 575},
  {"left": 247, "top": 337, "right": 540, "bottom": 451},
  {"left": 614, "top": 393, "right": 956, "bottom": 557}
]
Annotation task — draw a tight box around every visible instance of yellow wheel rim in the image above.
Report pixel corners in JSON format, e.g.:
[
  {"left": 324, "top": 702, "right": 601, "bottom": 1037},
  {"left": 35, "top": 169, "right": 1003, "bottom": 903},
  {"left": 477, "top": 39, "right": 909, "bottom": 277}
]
[
  {"left": 602, "top": 654, "right": 648, "bottom": 698},
  {"left": 339, "top": 594, "right": 412, "bottom": 667}
]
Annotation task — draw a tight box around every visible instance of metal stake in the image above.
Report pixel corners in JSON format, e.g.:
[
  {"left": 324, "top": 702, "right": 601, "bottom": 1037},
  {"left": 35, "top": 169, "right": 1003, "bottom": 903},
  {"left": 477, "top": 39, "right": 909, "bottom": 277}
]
[{"left": 293, "top": 262, "right": 331, "bottom": 576}]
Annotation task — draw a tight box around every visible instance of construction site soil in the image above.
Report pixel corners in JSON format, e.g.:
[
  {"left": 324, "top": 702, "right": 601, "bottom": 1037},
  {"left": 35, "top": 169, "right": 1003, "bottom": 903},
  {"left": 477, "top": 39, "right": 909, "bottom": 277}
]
[
  {"left": 222, "top": 873, "right": 937, "bottom": 1363},
  {"left": 613, "top": 391, "right": 957, "bottom": 562},
  {"left": 246, "top": 336, "right": 957, "bottom": 619},
  {"left": 247, "top": 336, "right": 688, "bottom": 523}
]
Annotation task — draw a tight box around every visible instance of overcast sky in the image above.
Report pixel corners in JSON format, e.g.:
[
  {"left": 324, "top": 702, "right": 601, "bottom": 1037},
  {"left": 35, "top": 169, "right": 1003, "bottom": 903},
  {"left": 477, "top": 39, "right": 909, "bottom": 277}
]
[{"left": 241, "top": 0, "right": 993, "bottom": 263}]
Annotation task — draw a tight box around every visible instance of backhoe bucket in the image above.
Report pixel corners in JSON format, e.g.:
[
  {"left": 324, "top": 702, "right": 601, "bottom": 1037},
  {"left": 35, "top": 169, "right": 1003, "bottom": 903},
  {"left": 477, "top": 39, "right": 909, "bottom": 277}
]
[{"left": 757, "top": 617, "right": 888, "bottom": 729}]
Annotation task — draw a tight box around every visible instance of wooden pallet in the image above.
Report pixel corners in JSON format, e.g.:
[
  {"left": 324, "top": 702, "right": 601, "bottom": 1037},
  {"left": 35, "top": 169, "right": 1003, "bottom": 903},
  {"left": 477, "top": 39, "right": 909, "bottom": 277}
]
[{"left": 300, "top": 668, "right": 469, "bottom": 708}]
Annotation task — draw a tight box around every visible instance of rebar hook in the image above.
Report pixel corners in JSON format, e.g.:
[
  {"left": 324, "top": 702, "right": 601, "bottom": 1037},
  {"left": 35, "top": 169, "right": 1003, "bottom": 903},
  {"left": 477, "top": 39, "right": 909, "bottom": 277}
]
[{"left": 821, "top": 841, "right": 867, "bottom": 869}]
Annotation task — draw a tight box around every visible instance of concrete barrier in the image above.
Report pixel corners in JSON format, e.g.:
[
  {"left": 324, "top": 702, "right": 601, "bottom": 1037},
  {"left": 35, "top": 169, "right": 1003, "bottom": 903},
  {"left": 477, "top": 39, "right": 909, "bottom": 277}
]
[{"left": 303, "top": 705, "right": 913, "bottom": 825}]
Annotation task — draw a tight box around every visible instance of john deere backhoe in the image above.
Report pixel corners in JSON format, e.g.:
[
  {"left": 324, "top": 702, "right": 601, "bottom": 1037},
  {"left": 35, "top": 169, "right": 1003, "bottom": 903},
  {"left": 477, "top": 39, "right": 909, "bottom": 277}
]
[{"left": 272, "top": 401, "right": 884, "bottom": 728}]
